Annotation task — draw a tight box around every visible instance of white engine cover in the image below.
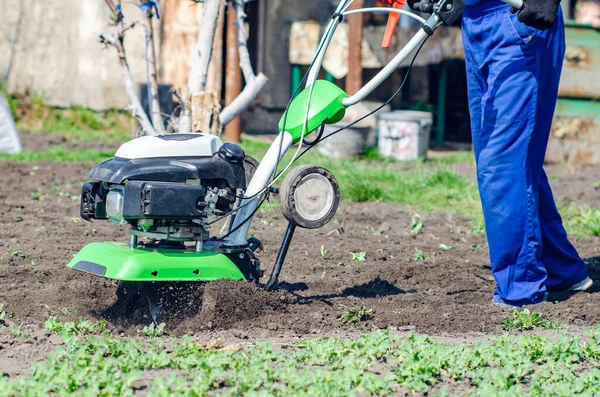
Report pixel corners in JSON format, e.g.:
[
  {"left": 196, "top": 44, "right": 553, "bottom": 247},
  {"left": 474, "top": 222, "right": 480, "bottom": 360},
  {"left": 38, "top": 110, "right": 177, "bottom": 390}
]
[{"left": 115, "top": 133, "right": 223, "bottom": 159}]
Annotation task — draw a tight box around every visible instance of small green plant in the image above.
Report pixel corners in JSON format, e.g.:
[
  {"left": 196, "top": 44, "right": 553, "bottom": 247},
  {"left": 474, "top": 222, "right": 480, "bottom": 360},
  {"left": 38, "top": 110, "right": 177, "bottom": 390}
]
[
  {"left": 411, "top": 216, "right": 423, "bottom": 235},
  {"left": 500, "top": 309, "right": 564, "bottom": 331},
  {"left": 471, "top": 219, "right": 486, "bottom": 235},
  {"left": 138, "top": 322, "right": 166, "bottom": 338},
  {"left": 320, "top": 245, "right": 328, "bottom": 257},
  {"left": 338, "top": 307, "right": 373, "bottom": 326},
  {"left": 439, "top": 243, "right": 455, "bottom": 250},
  {"left": 11, "top": 250, "right": 27, "bottom": 260},
  {"left": 413, "top": 248, "right": 427, "bottom": 262},
  {"left": 9, "top": 323, "right": 30, "bottom": 339},
  {"left": 45, "top": 316, "right": 108, "bottom": 336},
  {"left": 31, "top": 189, "right": 44, "bottom": 201},
  {"left": 351, "top": 251, "right": 366, "bottom": 263}
]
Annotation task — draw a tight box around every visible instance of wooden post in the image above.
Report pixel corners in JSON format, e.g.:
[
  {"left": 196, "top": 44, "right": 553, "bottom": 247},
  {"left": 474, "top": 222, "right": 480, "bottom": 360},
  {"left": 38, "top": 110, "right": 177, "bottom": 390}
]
[
  {"left": 346, "top": 0, "right": 364, "bottom": 95},
  {"left": 225, "top": 5, "right": 243, "bottom": 143}
]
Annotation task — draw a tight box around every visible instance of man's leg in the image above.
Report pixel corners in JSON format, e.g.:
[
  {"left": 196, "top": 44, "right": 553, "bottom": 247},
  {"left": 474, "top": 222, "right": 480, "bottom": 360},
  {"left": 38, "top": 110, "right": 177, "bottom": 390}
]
[
  {"left": 523, "top": 9, "right": 589, "bottom": 291},
  {"left": 538, "top": 171, "right": 588, "bottom": 290},
  {"left": 463, "top": 2, "right": 549, "bottom": 306}
]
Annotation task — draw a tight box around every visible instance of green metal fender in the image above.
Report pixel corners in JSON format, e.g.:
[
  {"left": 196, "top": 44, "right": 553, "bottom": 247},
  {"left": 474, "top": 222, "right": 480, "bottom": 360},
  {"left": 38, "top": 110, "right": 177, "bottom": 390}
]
[
  {"left": 67, "top": 242, "right": 247, "bottom": 282},
  {"left": 278, "top": 80, "right": 349, "bottom": 143}
]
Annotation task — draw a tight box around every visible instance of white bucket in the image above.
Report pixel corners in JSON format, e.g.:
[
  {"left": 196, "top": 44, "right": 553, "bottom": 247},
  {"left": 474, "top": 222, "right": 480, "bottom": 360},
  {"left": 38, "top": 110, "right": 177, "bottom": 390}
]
[
  {"left": 317, "top": 124, "right": 371, "bottom": 159},
  {"left": 377, "top": 110, "right": 433, "bottom": 161}
]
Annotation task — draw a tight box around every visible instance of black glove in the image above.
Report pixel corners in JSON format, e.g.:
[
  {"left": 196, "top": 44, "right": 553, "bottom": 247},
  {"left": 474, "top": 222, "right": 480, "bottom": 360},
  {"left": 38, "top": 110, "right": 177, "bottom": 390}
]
[
  {"left": 407, "top": 0, "right": 434, "bottom": 13},
  {"left": 510, "top": 0, "right": 561, "bottom": 30}
]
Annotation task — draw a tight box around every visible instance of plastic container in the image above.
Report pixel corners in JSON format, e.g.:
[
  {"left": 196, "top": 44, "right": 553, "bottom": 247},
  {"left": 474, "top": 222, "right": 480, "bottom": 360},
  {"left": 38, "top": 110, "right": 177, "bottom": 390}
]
[
  {"left": 317, "top": 124, "right": 371, "bottom": 159},
  {"left": 316, "top": 101, "right": 389, "bottom": 159},
  {"left": 376, "top": 110, "right": 433, "bottom": 161}
]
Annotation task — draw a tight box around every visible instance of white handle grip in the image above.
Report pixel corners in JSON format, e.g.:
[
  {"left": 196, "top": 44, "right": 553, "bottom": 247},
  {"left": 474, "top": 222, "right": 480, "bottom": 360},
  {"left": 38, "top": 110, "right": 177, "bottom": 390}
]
[{"left": 503, "top": 0, "right": 524, "bottom": 9}]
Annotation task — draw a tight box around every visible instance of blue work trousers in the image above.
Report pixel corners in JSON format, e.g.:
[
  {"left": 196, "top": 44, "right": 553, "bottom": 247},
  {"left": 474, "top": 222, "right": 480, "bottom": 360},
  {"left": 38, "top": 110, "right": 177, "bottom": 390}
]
[{"left": 462, "top": 2, "right": 588, "bottom": 306}]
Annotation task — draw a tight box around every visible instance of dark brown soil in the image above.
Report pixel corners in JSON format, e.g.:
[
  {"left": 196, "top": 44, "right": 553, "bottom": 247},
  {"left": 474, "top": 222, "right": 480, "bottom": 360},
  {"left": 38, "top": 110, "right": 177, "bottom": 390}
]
[
  {"left": 1, "top": 160, "right": 600, "bottom": 343},
  {"left": 19, "top": 131, "right": 121, "bottom": 152}
]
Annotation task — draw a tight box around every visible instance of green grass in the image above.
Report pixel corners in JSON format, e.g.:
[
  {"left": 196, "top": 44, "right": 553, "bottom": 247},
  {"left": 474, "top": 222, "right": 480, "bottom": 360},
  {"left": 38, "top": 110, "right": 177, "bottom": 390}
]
[
  {"left": 500, "top": 309, "right": 565, "bottom": 332},
  {"left": 561, "top": 205, "right": 600, "bottom": 237},
  {"left": 4, "top": 324, "right": 600, "bottom": 395},
  {"left": 3, "top": 88, "right": 133, "bottom": 143},
  {"left": 0, "top": 147, "right": 116, "bottom": 163},
  {"left": 338, "top": 307, "right": 374, "bottom": 326}
]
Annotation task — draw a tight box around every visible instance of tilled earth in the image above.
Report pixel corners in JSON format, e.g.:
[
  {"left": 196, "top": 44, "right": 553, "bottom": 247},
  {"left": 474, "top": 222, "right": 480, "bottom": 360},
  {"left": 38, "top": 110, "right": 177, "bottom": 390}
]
[{"left": 1, "top": 156, "right": 600, "bottom": 344}]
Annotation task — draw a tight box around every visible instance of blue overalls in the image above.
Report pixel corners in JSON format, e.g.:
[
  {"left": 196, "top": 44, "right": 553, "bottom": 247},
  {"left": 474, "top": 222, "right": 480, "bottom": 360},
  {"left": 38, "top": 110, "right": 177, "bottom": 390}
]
[{"left": 462, "top": 1, "right": 588, "bottom": 306}]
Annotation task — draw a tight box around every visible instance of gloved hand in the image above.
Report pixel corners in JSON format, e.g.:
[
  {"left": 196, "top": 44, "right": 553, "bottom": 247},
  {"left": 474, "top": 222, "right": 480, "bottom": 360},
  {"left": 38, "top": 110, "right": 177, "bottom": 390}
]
[
  {"left": 406, "top": 0, "right": 434, "bottom": 13},
  {"left": 510, "top": 0, "right": 561, "bottom": 30}
]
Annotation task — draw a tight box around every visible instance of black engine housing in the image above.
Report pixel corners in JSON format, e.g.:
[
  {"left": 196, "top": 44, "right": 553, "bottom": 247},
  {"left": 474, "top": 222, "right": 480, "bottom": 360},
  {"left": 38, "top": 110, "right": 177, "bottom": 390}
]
[{"left": 80, "top": 143, "right": 248, "bottom": 222}]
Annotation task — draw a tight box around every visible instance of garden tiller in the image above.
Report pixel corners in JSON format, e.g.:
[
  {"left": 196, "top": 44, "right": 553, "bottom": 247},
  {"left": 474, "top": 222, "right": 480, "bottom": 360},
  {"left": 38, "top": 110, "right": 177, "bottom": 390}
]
[{"left": 68, "top": 0, "right": 522, "bottom": 294}]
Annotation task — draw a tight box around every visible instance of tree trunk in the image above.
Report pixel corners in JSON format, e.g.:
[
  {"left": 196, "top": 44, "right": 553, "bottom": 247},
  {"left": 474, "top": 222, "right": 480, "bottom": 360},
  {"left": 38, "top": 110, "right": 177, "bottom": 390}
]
[
  {"left": 179, "top": 0, "right": 223, "bottom": 133},
  {"left": 191, "top": 92, "right": 221, "bottom": 135}
]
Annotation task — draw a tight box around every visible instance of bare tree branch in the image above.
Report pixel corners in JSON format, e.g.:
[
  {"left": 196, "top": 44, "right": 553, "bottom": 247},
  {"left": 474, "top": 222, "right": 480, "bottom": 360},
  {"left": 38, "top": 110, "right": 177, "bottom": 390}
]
[
  {"left": 219, "top": 74, "right": 267, "bottom": 125},
  {"left": 103, "top": 0, "right": 156, "bottom": 136},
  {"left": 219, "top": 0, "right": 268, "bottom": 126},
  {"left": 142, "top": 3, "right": 165, "bottom": 134},
  {"left": 232, "top": 0, "right": 254, "bottom": 83},
  {"left": 188, "top": 0, "right": 222, "bottom": 94}
]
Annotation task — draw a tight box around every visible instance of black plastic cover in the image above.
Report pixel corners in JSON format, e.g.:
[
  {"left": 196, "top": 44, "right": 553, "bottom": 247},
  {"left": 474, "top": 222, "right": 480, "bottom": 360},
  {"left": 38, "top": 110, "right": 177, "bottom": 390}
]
[
  {"left": 81, "top": 181, "right": 107, "bottom": 221},
  {"left": 87, "top": 153, "right": 247, "bottom": 190},
  {"left": 218, "top": 143, "right": 246, "bottom": 165},
  {"left": 123, "top": 181, "right": 208, "bottom": 219},
  {"left": 436, "top": 0, "right": 465, "bottom": 25}
]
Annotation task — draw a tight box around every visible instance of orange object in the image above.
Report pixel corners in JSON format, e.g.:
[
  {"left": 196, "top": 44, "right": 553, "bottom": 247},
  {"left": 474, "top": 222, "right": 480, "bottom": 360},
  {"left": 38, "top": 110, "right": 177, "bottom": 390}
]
[{"left": 382, "top": 0, "right": 407, "bottom": 48}]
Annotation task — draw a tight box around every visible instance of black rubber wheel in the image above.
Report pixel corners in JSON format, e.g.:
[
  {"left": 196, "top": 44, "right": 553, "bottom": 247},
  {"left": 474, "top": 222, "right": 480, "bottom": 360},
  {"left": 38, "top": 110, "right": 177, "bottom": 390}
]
[
  {"left": 243, "top": 155, "right": 259, "bottom": 188},
  {"left": 279, "top": 165, "right": 340, "bottom": 229}
]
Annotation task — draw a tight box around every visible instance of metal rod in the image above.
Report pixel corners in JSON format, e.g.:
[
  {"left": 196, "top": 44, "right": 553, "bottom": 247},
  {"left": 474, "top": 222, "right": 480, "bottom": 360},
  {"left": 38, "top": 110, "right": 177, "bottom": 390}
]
[
  {"left": 305, "top": 18, "right": 341, "bottom": 86},
  {"left": 228, "top": 131, "right": 294, "bottom": 244},
  {"left": 195, "top": 240, "right": 203, "bottom": 253},
  {"left": 257, "top": 0, "right": 267, "bottom": 73},
  {"left": 265, "top": 222, "right": 296, "bottom": 290},
  {"left": 342, "top": 8, "right": 426, "bottom": 24},
  {"left": 129, "top": 233, "right": 138, "bottom": 248},
  {"left": 436, "top": 60, "right": 448, "bottom": 147}
]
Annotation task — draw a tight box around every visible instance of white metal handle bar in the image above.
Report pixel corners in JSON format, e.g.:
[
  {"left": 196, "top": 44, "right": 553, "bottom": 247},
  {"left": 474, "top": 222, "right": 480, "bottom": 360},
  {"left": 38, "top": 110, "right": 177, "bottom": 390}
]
[
  {"left": 343, "top": 8, "right": 427, "bottom": 24},
  {"left": 503, "top": 0, "right": 524, "bottom": 9}
]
